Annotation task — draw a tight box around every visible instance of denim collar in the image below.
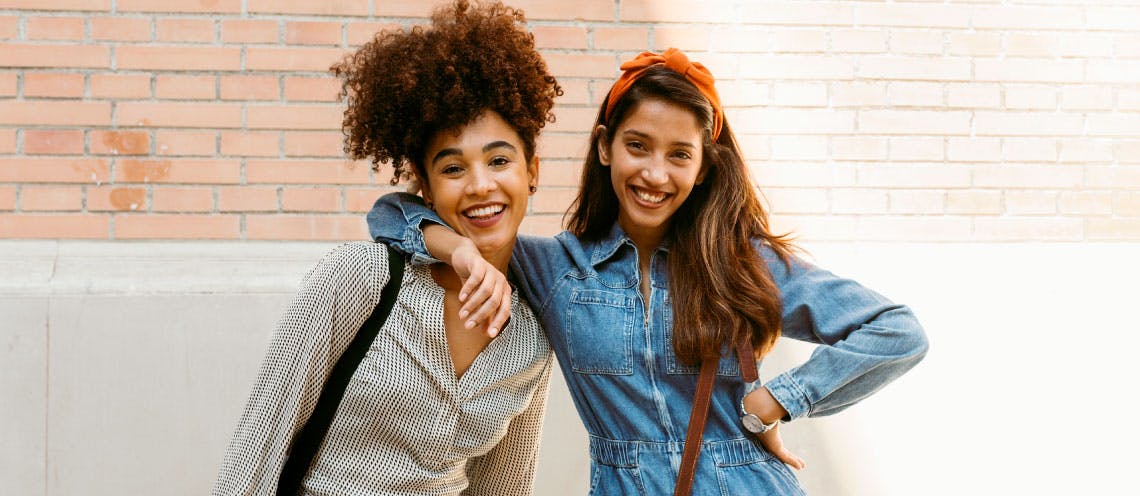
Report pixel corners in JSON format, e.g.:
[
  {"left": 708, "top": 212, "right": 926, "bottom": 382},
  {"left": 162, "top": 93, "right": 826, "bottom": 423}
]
[{"left": 586, "top": 222, "right": 670, "bottom": 267}]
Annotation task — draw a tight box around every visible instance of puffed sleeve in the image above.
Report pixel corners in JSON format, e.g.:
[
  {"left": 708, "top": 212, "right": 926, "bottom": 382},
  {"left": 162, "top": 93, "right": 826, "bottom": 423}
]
[
  {"left": 757, "top": 244, "right": 929, "bottom": 421},
  {"left": 212, "top": 242, "right": 389, "bottom": 495}
]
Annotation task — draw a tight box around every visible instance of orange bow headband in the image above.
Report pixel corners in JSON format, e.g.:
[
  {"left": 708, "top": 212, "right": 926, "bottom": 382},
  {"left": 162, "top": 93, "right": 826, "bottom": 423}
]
[{"left": 603, "top": 48, "right": 724, "bottom": 141}]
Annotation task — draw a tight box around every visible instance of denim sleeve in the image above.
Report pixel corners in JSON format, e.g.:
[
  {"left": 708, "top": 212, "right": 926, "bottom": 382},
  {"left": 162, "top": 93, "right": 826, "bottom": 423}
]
[
  {"left": 507, "top": 234, "right": 568, "bottom": 319},
  {"left": 365, "top": 192, "right": 447, "bottom": 266},
  {"left": 367, "top": 192, "right": 564, "bottom": 316},
  {"left": 757, "top": 245, "right": 929, "bottom": 421}
]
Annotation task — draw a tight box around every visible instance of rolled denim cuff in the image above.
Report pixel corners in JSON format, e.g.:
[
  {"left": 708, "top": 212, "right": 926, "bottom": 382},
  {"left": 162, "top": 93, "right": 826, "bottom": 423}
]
[
  {"left": 402, "top": 214, "right": 444, "bottom": 266},
  {"left": 762, "top": 371, "right": 812, "bottom": 421}
]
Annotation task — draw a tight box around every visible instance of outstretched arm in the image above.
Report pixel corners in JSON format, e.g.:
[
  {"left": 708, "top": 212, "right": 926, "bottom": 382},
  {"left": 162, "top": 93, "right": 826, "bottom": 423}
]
[{"left": 368, "top": 192, "right": 512, "bottom": 336}]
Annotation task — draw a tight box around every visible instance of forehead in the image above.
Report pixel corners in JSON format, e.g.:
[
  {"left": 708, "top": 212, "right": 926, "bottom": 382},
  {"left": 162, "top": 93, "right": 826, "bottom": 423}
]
[
  {"left": 616, "top": 98, "right": 702, "bottom": 141},
  {"left": 425, "top": 111, "right": 524, "bottom": 154}
]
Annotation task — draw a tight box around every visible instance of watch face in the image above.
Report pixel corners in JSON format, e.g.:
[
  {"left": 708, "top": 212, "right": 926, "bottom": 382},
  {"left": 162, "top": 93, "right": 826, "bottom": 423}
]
[{"left": 742, "top": 414, "right": 767, "bottom": 433}]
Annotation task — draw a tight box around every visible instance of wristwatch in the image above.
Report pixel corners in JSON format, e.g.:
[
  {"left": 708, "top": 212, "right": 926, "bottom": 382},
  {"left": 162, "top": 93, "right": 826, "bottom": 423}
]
[{"left": 740, "top": 394, "right": 779, "bottom": 434}]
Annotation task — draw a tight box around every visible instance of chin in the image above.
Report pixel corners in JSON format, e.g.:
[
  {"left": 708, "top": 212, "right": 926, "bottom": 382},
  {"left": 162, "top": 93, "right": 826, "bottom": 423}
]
[{"left": 472, "top": 234, "right": 513, "bottom": 257}]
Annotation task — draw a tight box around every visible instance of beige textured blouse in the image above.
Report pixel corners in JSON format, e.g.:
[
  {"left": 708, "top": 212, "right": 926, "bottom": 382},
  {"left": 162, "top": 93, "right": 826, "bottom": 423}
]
[{"left": 213, "top": 242, "right": 553, "bottom": 496}]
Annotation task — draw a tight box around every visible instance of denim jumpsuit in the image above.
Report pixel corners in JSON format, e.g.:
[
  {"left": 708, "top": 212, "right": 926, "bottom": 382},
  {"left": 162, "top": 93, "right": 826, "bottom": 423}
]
[{"left": 368, "top": 193, "right": 929, "bottom": 495}]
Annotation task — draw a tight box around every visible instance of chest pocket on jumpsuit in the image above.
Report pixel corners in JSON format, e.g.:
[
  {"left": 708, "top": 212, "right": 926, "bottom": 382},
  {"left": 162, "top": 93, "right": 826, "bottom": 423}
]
[
  {"left": 662, "top": 292, "right": 742, "bottom": 377},
  {"left": 566, "top": 288, "right": 636, "bottom": 375}
]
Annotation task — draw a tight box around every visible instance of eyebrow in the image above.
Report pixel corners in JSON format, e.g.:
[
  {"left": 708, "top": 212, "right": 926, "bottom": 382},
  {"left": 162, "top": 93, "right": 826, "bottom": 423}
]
[
  {"left": 483, "top": 141, "right": 518, "bottom": 154},
  {"left": 430, "top": 148, "right": 462, "bottom": 166},
  {"left": 621, "top": 129, "right": 696, "bottom": 149},
  {"left": 430, "top": 141, "right": 519, "bottom": 166}
]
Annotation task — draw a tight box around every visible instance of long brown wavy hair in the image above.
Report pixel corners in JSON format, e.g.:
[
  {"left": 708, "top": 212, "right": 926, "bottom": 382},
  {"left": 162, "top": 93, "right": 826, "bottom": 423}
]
[{"left": 566, "top": 66, "right": 795, "bottom": 364}]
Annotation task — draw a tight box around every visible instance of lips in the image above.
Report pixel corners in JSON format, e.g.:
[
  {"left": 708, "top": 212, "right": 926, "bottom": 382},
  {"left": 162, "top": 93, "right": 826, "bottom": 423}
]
[
  {"left": 462, "top": 203, "right": 506, "bottom": 228},
  {"left": 464, "top": 204, "right": 504, "bottom": 218}
]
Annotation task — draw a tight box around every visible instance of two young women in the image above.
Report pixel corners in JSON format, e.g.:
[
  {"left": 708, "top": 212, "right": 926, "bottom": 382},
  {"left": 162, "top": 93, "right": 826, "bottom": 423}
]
[
  {"left": 213, "top": 1, "right": 562, "bottom": 494},
  {"left": 369, "top": 49, "right": 930, "bottom": 493}
]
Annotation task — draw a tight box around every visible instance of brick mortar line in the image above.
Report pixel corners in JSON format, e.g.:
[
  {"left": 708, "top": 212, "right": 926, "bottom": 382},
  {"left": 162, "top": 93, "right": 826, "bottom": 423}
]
[
  {"left": 9, "top": 12, "right": 1140, "bottom": 34},
  {"left": 0, "top": 6, "right": 1137, "bottom": 22}
]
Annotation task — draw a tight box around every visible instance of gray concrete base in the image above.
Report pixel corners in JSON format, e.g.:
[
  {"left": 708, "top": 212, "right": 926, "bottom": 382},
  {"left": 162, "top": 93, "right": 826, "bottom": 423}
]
[{"left": 2, "top": 240, "right": 1137, "bottom": 495}]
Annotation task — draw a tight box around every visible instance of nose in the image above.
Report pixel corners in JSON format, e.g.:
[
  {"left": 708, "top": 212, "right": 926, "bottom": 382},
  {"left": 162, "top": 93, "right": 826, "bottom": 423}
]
[
  {"left": 641, "top": 155, "right": 668, "bottom": 186},
  {"left": 465, "top": 165, "right": 498, "bottom": 196}
]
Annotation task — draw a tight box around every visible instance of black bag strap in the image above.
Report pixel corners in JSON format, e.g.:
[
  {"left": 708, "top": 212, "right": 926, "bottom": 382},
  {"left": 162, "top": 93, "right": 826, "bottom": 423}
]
[{"left": 276, "top": 244, "right": 405, "bottom": 496}]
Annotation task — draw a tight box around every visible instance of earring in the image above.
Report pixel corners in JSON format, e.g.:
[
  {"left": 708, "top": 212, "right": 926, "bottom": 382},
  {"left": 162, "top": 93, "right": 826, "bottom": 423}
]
[
  {"left": 528, "top": 185, "right": 537, "bottom": 193},
  {"left": 426, "top": 200, "right": 434, "bottom": 211}
]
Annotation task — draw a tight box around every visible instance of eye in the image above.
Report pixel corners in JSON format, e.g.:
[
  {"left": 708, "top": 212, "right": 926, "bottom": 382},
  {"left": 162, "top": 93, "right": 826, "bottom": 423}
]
[
  {"left": 672, "top": 150, "right": 693, "bottom": 161},
  {"left": 625, "top": 140, "right": 647, "bottom": 152},
  {"left": 440, "top": 164, "right": 464, "bottom": 176},
  {"left": 489, "top": 156, "right": 511, "bottom": 168}
]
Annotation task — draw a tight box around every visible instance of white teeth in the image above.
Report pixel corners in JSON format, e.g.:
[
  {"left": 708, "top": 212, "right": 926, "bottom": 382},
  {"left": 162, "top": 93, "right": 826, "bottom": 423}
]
[
  {"left": 464, "top": 204, "right": 504, "bottom": 218},
  {"left": 634, "top": 188, "right": 666, "bottom": 203}
]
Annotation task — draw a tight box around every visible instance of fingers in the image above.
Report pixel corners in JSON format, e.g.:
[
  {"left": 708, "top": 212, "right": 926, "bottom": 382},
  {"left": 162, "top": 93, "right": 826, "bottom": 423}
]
[
  {"left": 756, "top": 425, "right": 806, "bottom": 470},
  {"left": 458, "top": 268, "right": 494, "bottom": 322},
  {"left": 466, "top": 280, "right": 510, "bottom": 337},
  {"left": 455, "top": 258, "right": 512, "bottom": 338},
  {"left": 486, "top": 295, "right": 512, "bottom": 338},
  {"left": 457, "top": 259, "right": 485, "bottom": 298},
  {"left": 774, "top": 448, "right": 806, "bottom": 471}
]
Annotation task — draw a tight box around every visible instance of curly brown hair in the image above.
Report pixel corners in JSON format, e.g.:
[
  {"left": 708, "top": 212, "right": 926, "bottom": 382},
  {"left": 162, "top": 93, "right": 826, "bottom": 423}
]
[{"left": 331, "top": 0, "right": 562, "bottom": 185}]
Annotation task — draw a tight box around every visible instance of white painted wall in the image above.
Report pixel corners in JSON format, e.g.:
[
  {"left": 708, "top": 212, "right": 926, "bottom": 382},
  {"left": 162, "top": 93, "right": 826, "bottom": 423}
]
[{"left": 2, "top": 241, "right": 1135, "bottom": 495}]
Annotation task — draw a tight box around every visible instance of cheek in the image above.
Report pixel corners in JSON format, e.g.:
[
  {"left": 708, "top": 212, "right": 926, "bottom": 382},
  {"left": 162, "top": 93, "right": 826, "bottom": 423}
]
[
  {"left": 608, "top": 166, "right": 625, "bottom": 196},
  {"left": 424, "top": 184, "right": 455, "bottom": 213},
  {"left": 670, "top": 169, "right": 702, "bottom": 198}
]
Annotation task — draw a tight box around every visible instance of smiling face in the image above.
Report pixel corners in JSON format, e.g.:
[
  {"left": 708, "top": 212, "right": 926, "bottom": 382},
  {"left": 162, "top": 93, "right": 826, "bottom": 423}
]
[
  {"left": 598, "top": 98, "right": 705, "bottom": 247},
  {"left": 420, "top": 111, "right": 538, "bottom": 269}
]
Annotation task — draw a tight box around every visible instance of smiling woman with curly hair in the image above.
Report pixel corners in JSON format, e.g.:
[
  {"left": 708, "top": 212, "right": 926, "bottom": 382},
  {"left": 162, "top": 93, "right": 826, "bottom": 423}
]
[{"left": 212, "top": 2, "right": 561, "bottom": 495}]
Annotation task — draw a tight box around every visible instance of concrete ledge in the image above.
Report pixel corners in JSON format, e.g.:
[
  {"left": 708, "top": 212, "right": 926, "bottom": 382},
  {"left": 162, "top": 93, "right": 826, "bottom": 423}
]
[{"left": 0, "top": 240, "right": 337, "bottom": 295}]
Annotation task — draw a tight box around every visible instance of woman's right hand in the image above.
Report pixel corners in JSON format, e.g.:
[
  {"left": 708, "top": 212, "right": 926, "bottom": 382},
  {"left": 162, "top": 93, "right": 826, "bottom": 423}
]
[{"left": 450, "top": 242, "right": 513, "bottom": 338}]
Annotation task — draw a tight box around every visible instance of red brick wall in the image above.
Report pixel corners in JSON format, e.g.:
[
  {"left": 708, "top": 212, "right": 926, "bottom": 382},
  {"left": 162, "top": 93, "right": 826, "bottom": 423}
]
[{"left": 2, "top": 0, "right": 1139, "bottom": 241}]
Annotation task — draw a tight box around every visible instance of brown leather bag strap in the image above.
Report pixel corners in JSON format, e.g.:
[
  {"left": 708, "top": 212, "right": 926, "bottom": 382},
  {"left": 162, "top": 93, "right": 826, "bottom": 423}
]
[
  {"left": 736, "top": 338, "right": 758, "bottom": 383},
  {"left": 673, "top": 338, "right": 759, "bottom": 495},
  {"left": 674, "top": 358, "right": 717, "bottom": 496}
]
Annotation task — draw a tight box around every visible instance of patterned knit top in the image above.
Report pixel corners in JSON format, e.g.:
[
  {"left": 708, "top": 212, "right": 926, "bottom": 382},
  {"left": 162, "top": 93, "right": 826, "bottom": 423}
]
[{"left": 213, "top": 241, "right": 553, "bottom": 496}]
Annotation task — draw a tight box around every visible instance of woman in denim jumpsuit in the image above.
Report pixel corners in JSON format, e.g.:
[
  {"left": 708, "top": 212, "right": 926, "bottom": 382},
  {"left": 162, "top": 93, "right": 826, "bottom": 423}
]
[{"left": 368, "top": 49, "right": 928, "bottom": 495}]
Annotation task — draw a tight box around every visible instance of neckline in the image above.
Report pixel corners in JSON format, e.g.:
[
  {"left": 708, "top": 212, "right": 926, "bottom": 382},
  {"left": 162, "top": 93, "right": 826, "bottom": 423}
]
[{"left": 411, "top": 263, "right": 515, "bottom": 395}]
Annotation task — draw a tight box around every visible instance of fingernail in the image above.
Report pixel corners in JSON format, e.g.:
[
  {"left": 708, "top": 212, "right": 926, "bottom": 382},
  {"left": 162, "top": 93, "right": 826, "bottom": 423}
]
[
  {"left": 459, "top": 310, "right": 469, "bottom": 319},
  {"left": 466, "top": 320, "right": 476, "bottom": 329},
  {"left": 488, "top": 328, "right": 498, "bottom": 337},
  {"left": 459, "top": 292, "right": 467, "bottom": 301}
]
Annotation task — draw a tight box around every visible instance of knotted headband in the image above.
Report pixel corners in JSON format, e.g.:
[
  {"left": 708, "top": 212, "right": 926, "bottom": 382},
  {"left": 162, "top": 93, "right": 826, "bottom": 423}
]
[{"left": 603, "top": 48, "right": 724, "bottom": 141}]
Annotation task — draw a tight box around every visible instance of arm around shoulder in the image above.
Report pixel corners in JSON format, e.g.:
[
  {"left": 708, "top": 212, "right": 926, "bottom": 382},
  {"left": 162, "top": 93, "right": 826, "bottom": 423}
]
[{"left": 367, "top": 192, "right": 449, "bottom": 264}]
